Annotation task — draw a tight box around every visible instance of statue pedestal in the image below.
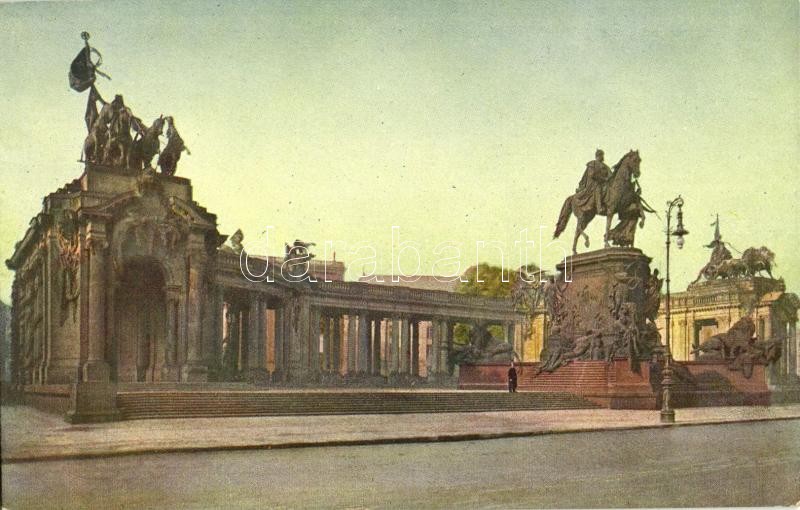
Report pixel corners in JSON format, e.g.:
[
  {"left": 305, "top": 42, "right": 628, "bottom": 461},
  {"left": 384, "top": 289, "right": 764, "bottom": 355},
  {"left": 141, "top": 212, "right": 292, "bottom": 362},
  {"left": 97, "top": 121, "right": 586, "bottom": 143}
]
[
  {"left": 459, "top": 360, "right": 659, "bottom": 408},
  {"left": 666, "top": 361, "right": 772, "bottom": 407},
  {"left": 65, "top": 382, "right": 120, "bottom": 423},
  {"left": 181, "top": 363, "right": 209, "bottom": 383},
  {"left": 549, "top": 248, "right": 655, "bottom": 362}
]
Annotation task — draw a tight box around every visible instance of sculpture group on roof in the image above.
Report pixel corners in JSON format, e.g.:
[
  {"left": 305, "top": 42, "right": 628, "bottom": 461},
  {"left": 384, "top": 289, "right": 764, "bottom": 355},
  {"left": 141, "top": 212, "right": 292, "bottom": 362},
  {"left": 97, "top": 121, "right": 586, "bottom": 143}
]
[
  {"left": 691, "top": 216, "right": 777, "bottom": 284},
  {"left": 284, "top": 240, "right": 316, "bottom": 280},
  {"left": 70, "top": 32, "right": 189, "bottom": 175}
]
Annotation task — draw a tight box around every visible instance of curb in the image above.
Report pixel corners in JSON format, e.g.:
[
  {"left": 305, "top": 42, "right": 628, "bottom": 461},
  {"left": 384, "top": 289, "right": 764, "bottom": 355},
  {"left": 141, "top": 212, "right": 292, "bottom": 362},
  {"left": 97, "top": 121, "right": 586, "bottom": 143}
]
[{"left": 3, "top": 414, "right": 798, "bottom": 464}]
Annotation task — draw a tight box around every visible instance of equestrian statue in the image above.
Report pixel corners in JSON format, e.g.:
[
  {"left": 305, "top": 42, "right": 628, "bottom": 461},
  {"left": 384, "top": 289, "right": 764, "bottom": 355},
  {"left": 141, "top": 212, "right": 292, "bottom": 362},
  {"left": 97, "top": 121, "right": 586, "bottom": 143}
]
[{"left": 554, "top": 149, "right": 655, "bottom": 254}]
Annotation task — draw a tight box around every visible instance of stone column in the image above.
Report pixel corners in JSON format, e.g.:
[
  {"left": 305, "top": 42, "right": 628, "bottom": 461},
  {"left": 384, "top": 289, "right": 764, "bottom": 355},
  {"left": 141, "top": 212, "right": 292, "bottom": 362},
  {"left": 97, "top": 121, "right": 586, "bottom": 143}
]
[
  {"left": 257, "top": 299, "right": 266, "bottom": 369},
  {"left": 773, "top": 322, "right": 792, "bottom": 381},
  {"left": 411, "top": 320, "right": 420, "bottom": 376},
  {"left": 376, "top": 319, "right": 392, "bottom": 376},
  {"left": 332, "top": 315, "right": 342, "bottom": 375},
  {"left": 246, "top": 296, "right": 267, "bottom": 382},
  {"left": 273, "top": 306, "right": 285, "bottom": 381},
  {"left": 67, "top": 223, "right": 120, "bottom": 423},
  {"left": 9, "top": 278, "right": 20, "bottom": 388},
  {"left": 309, "top": 306, "right": 322, "bottom": 378},
  {"left": 320, "top": 311, "right": 331, "bottom": 372},
  {"left": 285, "top": 294, "right": 310, "bottom": 383},
  {"left": 265, "top": 308, "right": 274, "bottom": 373},
  {"left": 373, "top": 318, "right": 382, "bottom": 375},
  {"left": 428, "top": 320, "right": 440, "bottom": 379},
  {"left": 358, "top": 314, "right": 370, "bottom": 374},
  {"left": 506, "top": 322, "right": 518, "bottom": 359},
  {"left": 237, "top": 309, "right": 246, "bottom": 371},
  {"left": 790, "top": 322, "right": 798, "bottom": 379},
  {"left": 400, "top": 318, "right": 410, "bottom": 374},
  {"left": 163, "top": 287, "right": 181, "bottom": 381},
  {"left": 182, "top": 245, "right": 209, "bottom": 382},
  {"left": 444, "top": 321, "right": 454, "bottom": 375},
  {"left": 204, "top": 286, "right": 223, "bottom": 376},
  {"left": 83, "top": 228, "right": 110, "bottom": 382},
  {"left": 419, "top": 321, "right": 430, "bottom": 378},
  {"left": 346, "top": 314, "right": 357, "bottom": 375},
  {"left": 386, "top": 318, "right": 401, "bottom": 375}
]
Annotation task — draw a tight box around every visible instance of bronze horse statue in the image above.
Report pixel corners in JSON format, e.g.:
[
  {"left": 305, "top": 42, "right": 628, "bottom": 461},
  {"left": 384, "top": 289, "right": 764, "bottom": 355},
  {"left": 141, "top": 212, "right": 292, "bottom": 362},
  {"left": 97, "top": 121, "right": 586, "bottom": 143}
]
[
  {"left": 158, "top": 116, "right": 190, "bottom": 176},
  {"left": 105, "top": 105, "right": 133, "bottom": 167},
  {"left": 129, "top": 115, "right": 165, "bottom": 170},
  {"left": 554, "top": 150, "right": 649, "bottom": 254},
  {"left": 741, "top": 246, "right": 776, "bottom": 278},
  {"left": 83, "top": 116, "right": 108, "bottom": 164},
  {"left": 692, "top": 316, "right": 755, "bottom": 360},
  {"left": 693, "top": 246, "right": 776, "bottom": 282}
]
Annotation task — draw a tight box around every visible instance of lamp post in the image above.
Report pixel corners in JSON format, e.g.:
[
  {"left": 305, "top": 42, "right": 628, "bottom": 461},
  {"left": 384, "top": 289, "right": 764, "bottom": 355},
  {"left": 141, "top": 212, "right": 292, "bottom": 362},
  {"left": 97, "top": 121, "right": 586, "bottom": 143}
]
[{"left": 661, "top": 195, "right": 688, "bottom": 424}]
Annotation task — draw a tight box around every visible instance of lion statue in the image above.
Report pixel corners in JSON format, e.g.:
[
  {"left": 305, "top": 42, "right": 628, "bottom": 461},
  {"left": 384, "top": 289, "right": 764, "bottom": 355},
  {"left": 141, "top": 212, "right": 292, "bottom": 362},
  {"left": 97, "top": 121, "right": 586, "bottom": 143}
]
[{"left": 692, "top": 316, "right": 755, "bottom": 360}]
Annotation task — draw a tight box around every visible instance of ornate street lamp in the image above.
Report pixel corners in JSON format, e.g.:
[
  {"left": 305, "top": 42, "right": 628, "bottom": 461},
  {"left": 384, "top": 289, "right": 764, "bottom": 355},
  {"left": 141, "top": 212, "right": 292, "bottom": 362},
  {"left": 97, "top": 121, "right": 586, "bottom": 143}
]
[{"left": 661, "top": 195, "right": 688, "bottom": 423}]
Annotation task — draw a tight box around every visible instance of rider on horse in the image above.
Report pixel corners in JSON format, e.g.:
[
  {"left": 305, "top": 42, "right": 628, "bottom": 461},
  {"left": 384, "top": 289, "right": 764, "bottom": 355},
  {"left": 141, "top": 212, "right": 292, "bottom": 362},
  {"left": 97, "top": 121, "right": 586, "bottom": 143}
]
[
  {"left": 575, "top": 149, "right": 612, "bottom": 215},
  {"left": 554, "top": 149, "right": 650, "bottom": 254}
]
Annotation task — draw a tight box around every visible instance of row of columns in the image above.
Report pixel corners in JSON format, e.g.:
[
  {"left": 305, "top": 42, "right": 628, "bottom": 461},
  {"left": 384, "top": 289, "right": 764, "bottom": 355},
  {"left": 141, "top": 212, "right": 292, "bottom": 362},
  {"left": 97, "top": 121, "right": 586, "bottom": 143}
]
[
  {"left": 311, "top": 313, "right": 454, "bottom": 378},
  {"left": 219, "top": 297, "right": 478, "bottom": 381},
  {"left": 220, "top": 291, "right": 526, "bottom": 384}
]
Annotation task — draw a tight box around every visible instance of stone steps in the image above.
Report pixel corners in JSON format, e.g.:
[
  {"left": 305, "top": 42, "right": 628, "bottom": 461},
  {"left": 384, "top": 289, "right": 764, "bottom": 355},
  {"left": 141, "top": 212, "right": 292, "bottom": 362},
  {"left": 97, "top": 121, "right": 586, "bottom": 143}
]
[
  {"left": 116, "top": 391, "right": 600, "bottom": 420},
  {"left": 517, "top": 362, "right": 610, "bottom": 391}
]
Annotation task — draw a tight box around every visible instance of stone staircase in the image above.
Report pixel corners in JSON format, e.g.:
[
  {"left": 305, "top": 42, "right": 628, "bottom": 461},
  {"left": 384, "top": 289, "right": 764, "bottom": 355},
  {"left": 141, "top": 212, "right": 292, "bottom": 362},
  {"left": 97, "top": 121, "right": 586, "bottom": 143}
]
[
  {"left": 518, "top": 361, "right": 610, "bottom": 392},
  {"left": 116, "top": 390, "right": 600, "bottom": 420}
]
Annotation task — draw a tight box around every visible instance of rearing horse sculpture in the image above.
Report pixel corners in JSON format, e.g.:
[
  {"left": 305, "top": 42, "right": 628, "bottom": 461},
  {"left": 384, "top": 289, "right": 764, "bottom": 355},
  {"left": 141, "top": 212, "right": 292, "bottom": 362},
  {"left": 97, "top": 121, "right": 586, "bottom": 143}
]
[
  {"left": 129, "top": 115, "right": 164, "bottom": 171},
  {"left": 554, "top": 150, "right": 646, "bottom": 254}
]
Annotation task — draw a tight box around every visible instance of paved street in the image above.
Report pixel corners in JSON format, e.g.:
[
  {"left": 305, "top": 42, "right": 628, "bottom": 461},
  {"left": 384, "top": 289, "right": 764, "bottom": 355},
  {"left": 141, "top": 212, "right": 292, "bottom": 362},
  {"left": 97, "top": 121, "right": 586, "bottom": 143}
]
[{"left": 3, "top": 419, "right": 799, "bottom": 509}]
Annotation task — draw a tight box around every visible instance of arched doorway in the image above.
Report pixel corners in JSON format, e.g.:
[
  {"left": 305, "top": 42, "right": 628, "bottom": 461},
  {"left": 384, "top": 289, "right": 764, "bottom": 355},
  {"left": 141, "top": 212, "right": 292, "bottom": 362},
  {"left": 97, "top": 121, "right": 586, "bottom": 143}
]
[{"left": 114, "top": 259, "right": 166, "bottom": 382}]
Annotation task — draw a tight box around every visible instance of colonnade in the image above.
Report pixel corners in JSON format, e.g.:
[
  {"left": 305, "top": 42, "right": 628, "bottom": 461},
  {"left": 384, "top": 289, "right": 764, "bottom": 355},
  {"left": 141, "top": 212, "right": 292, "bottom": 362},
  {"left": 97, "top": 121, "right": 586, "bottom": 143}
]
[
  {"left": 313, "top": 313, "right": 454, "bottom": 378},
  {"left": 218, "top": 288, "right": 526, "bottom": 384}
]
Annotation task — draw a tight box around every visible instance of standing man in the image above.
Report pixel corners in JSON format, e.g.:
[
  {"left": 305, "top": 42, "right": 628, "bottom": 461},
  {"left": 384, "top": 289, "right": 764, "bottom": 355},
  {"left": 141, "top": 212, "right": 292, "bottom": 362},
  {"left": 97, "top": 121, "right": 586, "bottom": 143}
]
[{"left": 508, "top": 362, "right": 518, "bottom": 393}]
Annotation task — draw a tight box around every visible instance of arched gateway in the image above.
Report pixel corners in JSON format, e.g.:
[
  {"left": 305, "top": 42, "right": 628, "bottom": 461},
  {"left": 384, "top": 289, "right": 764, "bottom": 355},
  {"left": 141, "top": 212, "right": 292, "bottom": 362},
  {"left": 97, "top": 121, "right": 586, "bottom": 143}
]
[{"left": 113, "top": 259, "right": 166, "bottom": 382}]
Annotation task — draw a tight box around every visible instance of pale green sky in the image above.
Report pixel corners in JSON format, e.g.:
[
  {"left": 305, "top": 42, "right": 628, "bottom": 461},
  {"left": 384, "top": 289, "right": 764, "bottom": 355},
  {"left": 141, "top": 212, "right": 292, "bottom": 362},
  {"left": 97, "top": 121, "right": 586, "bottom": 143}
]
[{"left": 1, "top": 0, "right": 798, "bottom": 302}]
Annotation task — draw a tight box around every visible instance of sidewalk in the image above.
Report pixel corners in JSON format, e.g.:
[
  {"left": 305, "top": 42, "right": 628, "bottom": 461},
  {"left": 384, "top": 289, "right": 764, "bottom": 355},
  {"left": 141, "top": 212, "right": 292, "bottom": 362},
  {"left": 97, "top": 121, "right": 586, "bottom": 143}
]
[{"left": 3, "top": 404, "right": 799, "bottom": 463}]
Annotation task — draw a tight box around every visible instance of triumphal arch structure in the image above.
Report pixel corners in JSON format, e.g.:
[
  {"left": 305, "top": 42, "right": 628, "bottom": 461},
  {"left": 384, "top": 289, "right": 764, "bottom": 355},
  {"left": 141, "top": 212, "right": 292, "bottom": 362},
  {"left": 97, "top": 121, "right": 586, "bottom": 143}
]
[
  {"left": 5, "top": 35, "right": 529, "bottom": 421},
  {"left": 6, "top": 162, "right": 526, "bottom": 420}
]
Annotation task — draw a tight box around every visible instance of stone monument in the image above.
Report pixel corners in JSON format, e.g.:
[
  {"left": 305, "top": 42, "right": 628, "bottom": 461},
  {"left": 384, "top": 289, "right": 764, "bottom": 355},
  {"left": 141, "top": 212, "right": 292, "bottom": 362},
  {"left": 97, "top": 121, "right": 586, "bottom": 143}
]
[
  {"left": 536, "top": 248, "right": 661, "bottom": 374},
  {"left": 540, "top": 150, "right": 661, "bottom": 373}
]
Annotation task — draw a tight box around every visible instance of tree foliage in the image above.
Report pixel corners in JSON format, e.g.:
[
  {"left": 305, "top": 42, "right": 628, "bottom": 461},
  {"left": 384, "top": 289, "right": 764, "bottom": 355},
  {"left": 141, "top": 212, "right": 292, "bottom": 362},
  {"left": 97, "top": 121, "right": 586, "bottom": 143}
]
[{"left": 452, "top": 263, "right": 540, "bottom": 345}]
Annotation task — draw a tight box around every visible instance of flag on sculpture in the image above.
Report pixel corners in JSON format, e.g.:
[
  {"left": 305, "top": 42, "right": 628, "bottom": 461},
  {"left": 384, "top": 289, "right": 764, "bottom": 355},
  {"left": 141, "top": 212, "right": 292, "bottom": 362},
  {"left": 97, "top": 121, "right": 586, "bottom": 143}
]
[
  {"left": 68, "top": 32, "right": 110, "bottom": 131},
  {"left": 69, "top": 45, "right": 97, "bottom": 92},
  {"left": 69, "top": 32, "right": 110, "bottom": 92}
]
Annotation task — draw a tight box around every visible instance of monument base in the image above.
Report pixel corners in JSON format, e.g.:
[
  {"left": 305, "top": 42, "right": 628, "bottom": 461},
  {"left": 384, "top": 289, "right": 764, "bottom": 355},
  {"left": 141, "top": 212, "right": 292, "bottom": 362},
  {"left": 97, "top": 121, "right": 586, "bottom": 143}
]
[
  {"left": 667, "top": 361, "right": 773, "bottom": 407},
  {"left": 181, "top": 363, "right": 209, "bottom": 383},
  {"left": 460, "top": 360, "right": 658, "bottom": 409},
  {"left": 65, "top": 382, "right": 121, "bottom": 423},
  {"left": 460, "top": 359, "right": 785, "bottom": 410}
]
